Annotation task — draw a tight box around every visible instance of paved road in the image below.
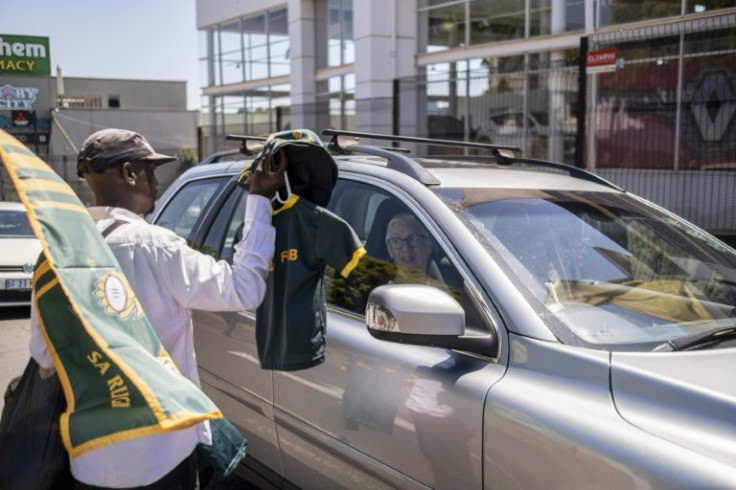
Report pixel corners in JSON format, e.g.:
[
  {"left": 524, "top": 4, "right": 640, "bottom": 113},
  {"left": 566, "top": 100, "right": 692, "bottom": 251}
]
[{"left": 0, "top": 306, "right": 256, "bottom": 489}]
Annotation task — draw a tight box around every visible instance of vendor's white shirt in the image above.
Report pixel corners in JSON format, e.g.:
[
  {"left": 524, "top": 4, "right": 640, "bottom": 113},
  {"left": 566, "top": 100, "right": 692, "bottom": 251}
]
[{"left": 29, "top": 194, "right": 274, "bottom": 487}]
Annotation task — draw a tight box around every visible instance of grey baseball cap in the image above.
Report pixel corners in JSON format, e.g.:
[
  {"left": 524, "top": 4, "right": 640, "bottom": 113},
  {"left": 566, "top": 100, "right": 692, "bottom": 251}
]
[{"left": 78, "top": 128, "right": 177, "bottom": 175}]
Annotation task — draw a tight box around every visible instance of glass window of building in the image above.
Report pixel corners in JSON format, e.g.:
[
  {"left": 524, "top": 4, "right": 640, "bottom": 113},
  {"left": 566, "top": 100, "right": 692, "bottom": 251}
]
[
  {"left": 526, "top": 0, "right": 586, "bottom": 36},
  {"left": 318, "top": 0, "right": 354, "bottom": 68},
  {"left": 200, "top": 7, "right": 292, "bottom": 153},
  {"left": 199, "top": 30, "right": 213, "bottom": 87},
  {"left": 204, "top": 8, "right": 290, "bottom": 87},
  {"left": 241, "top": 14, "right": 268, "bottom": 82},
  {"left": 420, "top": 0, "right": 587, "bottom": 53},
  {"left": 332, "top": 0, "right": 354, "bottom": 67},
  {"left": 219, "top": 85, "right": 292, "bottom": 137},
  {"left": 220, "top": 20, "right": 247, "bottom": 85},
  {"left": 316, "top": 74, "right": 355, "bottom": 130},
  {"left": 598, "top": 1, "right": 680, "bottom": 26},
  {"left": 597, "top": 0, "right": 732, "bottom": 27},
  {"left": 687, "top": 1, "right": 734, "bottom": 14},
  {"left": 468, "top": 0, "right": 525, "bottom": 45},
  {"left": 419, "top": 1, "right": 467, "bottom": 52},
  {"left": 269, "top": 9, "right": 290, "bottom": 77}
]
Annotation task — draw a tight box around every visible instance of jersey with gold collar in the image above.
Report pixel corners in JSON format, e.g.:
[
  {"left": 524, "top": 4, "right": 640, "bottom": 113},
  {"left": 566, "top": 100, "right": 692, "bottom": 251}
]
[{"left": 256, "top": 194, "right": 366, "bottom": 371}]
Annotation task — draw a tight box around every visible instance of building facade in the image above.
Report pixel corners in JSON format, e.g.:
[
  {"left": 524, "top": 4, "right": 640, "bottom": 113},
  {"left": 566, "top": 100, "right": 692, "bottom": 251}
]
[
  {"left": 197, "top": 0, "right": 418, "bottom": 153},
  {"left": 0, "top": 68, "right": 199, "bottom": 202},
  {"left": 196, "top": 0, "right": 736, "bottom": 236}
]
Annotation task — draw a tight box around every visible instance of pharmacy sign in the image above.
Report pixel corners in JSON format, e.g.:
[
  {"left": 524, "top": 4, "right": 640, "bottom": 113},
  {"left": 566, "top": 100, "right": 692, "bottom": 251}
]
[{"left": 0, "top": 34, "right": 50, "bottom": 75}]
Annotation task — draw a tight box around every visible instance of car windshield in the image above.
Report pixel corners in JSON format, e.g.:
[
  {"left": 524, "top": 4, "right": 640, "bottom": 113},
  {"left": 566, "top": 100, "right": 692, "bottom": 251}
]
[
  {"left": 0, "top": 210, "right": 34, "bottom": 238},
  {"left": 437, "top": 188, "right": 736, "bottom": 351}
]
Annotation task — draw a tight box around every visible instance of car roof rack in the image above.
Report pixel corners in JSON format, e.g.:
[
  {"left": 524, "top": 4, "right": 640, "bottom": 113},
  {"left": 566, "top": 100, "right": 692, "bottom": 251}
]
[
  {"left": 225, "top": 130, "right": 620, "bottom": 191},
  {"left": 325, "top": 129, "right": 522, "bottom": 186},
  {"left": 323, "top": 129, "right": 621, "bottom": 191},
  {"left": 324, "top": 129, "right": 519, "bottom": 154},
  {"left": 225, "top": 132, "right": 438, "bottom": 184},
  {"left": 225, "top": 134, "right": 267, "bottom": 155},
  {"left": 436, "top": 154, "right": 623, "bottom": 190}
]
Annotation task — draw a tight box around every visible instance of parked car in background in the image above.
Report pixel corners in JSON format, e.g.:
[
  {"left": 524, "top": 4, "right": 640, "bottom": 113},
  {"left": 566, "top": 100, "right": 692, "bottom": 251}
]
[
  {"left": 425, "top": 115, "right": 481, "bottom": 155},
  {"left": 427, "top": 114, "right": 479, "bottom": 141},
  {"left": 150, "top": 130, "right": 736, "bottom": 489},
  {"left": 485, "top": 110, "right": 576, "bottom": 160},
  {"left": 0, "top": 202, "right": 42, "bottom": 307}
]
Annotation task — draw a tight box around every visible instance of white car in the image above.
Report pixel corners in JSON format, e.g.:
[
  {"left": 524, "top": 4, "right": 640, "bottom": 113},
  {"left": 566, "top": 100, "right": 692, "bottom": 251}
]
[{"left": 0, "top": 202, "right": 42, "bottom": 307}]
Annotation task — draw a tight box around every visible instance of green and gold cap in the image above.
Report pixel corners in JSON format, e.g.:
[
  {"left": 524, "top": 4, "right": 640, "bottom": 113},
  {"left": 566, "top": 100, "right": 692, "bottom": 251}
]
[{"left": 234, "top": 129, "right": 338, "bottom": 207}]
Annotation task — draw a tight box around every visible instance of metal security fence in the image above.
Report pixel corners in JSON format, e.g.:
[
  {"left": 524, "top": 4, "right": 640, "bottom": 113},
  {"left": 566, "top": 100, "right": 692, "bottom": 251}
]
[
  {"left": 393, "top": 12, "right": 736, "bottom": 236},
  {"left": 590, "top": 13, "right": 736, "bottom": 235},
  {"left": 394, "top": 58, "right": 580, "bottom": 164},
  {"left": 590, "top": 14, "right": 736, "bottom": 171}
]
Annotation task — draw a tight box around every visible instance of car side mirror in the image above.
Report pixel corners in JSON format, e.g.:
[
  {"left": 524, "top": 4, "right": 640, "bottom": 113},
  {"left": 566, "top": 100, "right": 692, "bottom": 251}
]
[
  {"left": 366, "top": 284, "right": 465, "bottom": 336},
  {"left": 366, "top": 284, "right": 499, "bottom": 356}
]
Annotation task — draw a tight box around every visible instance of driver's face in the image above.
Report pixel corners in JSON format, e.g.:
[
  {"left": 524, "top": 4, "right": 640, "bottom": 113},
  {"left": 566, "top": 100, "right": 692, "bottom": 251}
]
[{"left": 387, "top": 220, "right": 433, "bottom": 270}]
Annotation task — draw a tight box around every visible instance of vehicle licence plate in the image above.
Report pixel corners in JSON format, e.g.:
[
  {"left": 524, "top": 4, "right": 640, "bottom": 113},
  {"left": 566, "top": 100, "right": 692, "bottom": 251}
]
[{"left": 5, "top": 279, "right": 31, "bottom": 290}]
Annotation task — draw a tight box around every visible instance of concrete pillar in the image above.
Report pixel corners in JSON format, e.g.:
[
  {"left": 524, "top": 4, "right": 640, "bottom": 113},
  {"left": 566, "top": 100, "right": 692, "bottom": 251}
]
[
  {"left": 548, "top": 0, "right": 566, "bottom": 162},
  {"left": 353, "top": 0, "right": 418, "bottom": 134},
  {"left": 289, "top": 0, "right": 319, "bottom": 131}
]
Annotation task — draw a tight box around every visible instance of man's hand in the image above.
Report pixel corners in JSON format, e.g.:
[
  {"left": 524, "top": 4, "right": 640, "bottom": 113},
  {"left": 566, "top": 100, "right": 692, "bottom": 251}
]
[{"left": 249, "top": 149, "right": 287, "bottom": 198}]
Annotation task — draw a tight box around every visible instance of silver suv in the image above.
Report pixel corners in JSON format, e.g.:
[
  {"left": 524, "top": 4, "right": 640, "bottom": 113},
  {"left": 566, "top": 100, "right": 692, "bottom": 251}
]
[{"left": 150, "top": 130, "right": 736, "bottom": 489}]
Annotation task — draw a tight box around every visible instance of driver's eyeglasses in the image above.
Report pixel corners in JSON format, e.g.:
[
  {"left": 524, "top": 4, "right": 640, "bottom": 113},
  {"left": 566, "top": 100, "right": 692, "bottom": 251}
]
[{"left": 387, "top": 234, "right": 430, "bottom": 250}]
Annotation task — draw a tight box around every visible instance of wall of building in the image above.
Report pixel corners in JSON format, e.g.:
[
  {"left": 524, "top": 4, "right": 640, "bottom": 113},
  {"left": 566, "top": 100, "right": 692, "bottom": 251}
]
[
  {"left": 60, "top": 78, "right": 188, "bottom": 110},
  {"left": 0, "top": 74, "right": 198, "bottom": 201},
  {"left": 189, "top": 1, "right": 736, "bottom": 236}
]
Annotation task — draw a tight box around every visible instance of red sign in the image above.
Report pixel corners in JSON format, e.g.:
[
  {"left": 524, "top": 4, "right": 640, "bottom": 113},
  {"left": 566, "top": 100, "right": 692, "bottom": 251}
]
[
  {"left": 586, "top": 49, "right": 617, "bottom": 74},
  {"left": 12, "top": 110, "right": 35, "bottom": 128}
]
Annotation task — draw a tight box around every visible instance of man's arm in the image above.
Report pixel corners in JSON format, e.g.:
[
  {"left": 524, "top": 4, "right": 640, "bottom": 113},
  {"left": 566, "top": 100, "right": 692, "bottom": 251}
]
[{"left": 160, "top": 151, "right": 287, "bottom": 311}]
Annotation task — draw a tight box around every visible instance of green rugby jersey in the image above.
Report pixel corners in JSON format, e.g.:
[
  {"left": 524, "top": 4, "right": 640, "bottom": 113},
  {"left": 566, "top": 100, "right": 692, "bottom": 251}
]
[{"left": 256, "top": 194, "right": 366, "bottom": 371}]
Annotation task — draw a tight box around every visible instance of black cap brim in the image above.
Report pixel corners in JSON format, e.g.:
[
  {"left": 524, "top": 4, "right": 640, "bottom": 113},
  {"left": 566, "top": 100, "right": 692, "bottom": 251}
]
[{"left": 146, "top": 153, "right": 178, "bottom": 166}]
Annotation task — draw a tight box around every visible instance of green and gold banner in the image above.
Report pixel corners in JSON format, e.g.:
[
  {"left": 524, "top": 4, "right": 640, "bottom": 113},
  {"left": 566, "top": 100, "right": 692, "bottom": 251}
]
[{"left": 0, "top": 130, "right": 221, "bottom": 457}]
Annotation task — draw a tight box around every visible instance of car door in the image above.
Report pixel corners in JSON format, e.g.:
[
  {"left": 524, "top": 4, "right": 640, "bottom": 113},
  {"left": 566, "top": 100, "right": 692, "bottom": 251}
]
[
  {"left": 152, "top": 178, "right": 284, "bottom": 475},
  {"left": 271, "top": 177, "right": 506, "bottom": 489}
]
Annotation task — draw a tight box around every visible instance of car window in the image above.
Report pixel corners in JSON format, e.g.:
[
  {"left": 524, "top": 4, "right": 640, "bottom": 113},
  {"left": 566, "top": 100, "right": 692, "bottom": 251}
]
[
  {"left": 202, "top": 185, "right": 247, "bottom": 262},
  {"left": 439, "top": 186, "right": 736, "bottom": 349},
  {"left": 0, "top": 209, "right": 34, "bottom": 237},
  {"left": 155, "top": 177, "right": 229, "bottom": 238},
  {"left": 326, "top": 180, "right": 478, "bottom": 327}
]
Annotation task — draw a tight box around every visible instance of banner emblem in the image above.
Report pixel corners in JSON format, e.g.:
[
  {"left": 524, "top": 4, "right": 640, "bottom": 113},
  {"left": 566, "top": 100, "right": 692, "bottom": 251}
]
[{"left": 94, "top": 270, "right": 144, "bottom": 320}]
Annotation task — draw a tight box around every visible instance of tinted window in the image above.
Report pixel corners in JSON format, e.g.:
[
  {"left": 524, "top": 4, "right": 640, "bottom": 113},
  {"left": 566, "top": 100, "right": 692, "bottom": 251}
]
[
  {"left": 155, "top": 177, "right": 228, "bottom": 239},
  {"left": 326, "top": 180, "right": 472, "bottom": 326},
  {"left": 202, "top": 186, "right": 247, "bottom": 262}
]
